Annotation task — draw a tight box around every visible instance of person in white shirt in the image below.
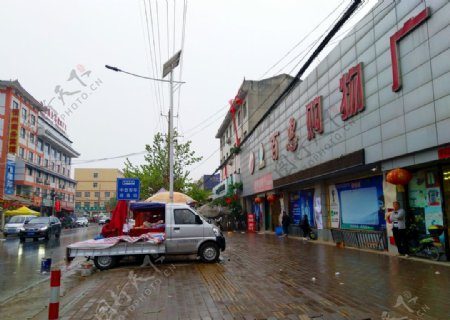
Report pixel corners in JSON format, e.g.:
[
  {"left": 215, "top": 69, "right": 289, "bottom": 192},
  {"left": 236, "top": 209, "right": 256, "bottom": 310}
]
[{"left": 390, "top": 201, "right": 408, "bottom": 255}]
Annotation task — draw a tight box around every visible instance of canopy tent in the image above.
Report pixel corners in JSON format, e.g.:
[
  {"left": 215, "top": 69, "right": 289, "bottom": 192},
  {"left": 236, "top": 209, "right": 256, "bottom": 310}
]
[
  {"left": 145, "top": 191, "right": 196, "bottom": 205},
  {"left": 5, "top": 206, "right": 40, "bottom": 216},
  {"left": 109, "top": 200, "right": 128, "bottom": 236}
]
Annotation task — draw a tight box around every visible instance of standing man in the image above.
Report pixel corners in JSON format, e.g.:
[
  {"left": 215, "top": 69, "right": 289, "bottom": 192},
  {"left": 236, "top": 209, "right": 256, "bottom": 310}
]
[{"left": 390, "top": 201, "right": 408, "bottom": 256}]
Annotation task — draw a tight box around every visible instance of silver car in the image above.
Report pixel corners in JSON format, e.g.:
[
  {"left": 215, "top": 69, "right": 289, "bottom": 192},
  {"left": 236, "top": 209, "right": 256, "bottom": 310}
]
[{"left": 3, "top": 215, "right": 36, "bottom": 237}]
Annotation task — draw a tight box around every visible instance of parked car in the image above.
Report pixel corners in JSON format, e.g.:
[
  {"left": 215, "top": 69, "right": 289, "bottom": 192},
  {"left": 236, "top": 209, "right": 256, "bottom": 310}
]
[
  {"left": 19, "top": 216, "right": 61, "bottom": 241},
  {"left": 3, "top": 215, "right": 36, "bottom": 237},
  {"left": 75, "top": 217, "right": 89, "bottom": 227},
  {"left": 98, "top": 217, "right": 108, "bottom": 225}
]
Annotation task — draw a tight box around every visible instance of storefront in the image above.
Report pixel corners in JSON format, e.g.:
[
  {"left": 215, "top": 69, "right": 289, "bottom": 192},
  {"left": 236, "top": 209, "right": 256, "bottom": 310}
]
[{"left": 237, "top": 1, "right": 449, "bottom": 259}]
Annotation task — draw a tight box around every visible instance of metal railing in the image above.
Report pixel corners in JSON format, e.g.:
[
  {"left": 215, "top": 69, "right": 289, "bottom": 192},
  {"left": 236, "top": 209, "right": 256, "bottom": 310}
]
[{"left": 331, "top": 228, "right": 388, "bottom": 251}]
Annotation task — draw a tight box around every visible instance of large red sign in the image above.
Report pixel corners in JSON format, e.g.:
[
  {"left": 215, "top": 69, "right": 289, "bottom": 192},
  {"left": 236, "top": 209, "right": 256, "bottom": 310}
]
[
  {"left": 247, "top": 213, "right": 256, "bottom": 233},
  {"left": 339, "top": 63, "right": 364, "bottom": 120},
  {"left": 306, "top": 96, "right": 323, "bottom": 140},
  {"left": 438, "top": 146, "right": 450, "bottom": 160},
  {"left": 390, "top": 7, "right": 430, "bottom": 92},
  {"left": 8, "top": 109, "right": 20, "bottom": 154}
]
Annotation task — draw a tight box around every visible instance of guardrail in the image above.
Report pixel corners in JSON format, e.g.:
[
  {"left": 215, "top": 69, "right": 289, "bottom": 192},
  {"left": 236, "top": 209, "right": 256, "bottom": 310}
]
[{"left": 331, "top": 228, "right": 388, "bottom": 251}]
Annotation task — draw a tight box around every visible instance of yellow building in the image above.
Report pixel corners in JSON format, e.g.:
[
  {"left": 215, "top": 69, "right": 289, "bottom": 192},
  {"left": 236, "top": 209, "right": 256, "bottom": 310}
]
[{"left": 74, "top": 168, "right": 123, "bottom": 213}]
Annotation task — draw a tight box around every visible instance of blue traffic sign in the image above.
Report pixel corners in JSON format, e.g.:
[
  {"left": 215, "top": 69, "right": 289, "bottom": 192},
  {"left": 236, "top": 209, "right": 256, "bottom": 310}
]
[{"left": 117, "top": 178, "right": 140, "bottom": 200}]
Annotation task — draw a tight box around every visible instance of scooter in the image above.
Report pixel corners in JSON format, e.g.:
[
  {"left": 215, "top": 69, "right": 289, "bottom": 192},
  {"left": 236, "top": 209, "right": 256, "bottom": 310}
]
[{"left": 408, "top": 225, "right": 444, "bottom": 261}]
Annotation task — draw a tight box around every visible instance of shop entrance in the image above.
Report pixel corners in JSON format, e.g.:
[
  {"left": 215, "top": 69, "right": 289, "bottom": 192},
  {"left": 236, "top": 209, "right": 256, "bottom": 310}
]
[{"left": 271, "top": 200, "right": 281, "bottom": 231}]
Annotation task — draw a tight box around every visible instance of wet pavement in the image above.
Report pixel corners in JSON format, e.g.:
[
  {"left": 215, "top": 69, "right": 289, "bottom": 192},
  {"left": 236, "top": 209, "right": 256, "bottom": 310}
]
[
  {"left": 14, "top": 231, "right": 448, "bottom": 320},
  {"left": 0, "top": 225, "right": 100, "bottom": 303}
]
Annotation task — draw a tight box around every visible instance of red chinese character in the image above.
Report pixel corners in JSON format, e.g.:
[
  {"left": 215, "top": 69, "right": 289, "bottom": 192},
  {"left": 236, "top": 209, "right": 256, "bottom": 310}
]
[
  {"left": 306, "top": 96, "right": 323, "bottom": 140},
  {"left": 271, "top": 131, "right": 279, "bottom": 160},
  {"left": 286, "top": 117, "right": 298, "bottom": 151},
  {"left": 339, "top": 63, "right": 364, "bottom": 120}
]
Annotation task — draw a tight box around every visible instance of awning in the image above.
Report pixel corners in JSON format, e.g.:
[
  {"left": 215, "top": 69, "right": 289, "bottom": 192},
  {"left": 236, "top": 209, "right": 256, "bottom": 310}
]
[{"left": 2, "top": 195, "right": 33, "bottom": 206}]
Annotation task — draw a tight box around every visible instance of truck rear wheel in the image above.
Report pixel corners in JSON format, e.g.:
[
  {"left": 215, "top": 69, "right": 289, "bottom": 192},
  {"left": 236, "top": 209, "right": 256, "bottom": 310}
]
[
  {"left": 199, "top": 242, "right": 220, "bottom": 263},
  {"left": 94, "top": 256, "right": 117, "bottom": 270}
]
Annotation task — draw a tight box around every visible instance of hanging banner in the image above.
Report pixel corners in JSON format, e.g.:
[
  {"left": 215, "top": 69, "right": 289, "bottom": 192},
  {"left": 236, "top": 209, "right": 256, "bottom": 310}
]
[
  {"left": 4, "top": 158, "right": 16, "bottom": 195},
  {"left": 314, "top": 196, "right": 323, "bottom": 230},
  {"left": 329, "top": 185, "right": 340, "bottom": 228}
]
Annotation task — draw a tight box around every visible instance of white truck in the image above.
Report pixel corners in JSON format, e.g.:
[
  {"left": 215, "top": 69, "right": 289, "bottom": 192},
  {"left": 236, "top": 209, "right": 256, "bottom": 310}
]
[{"left": 66, "top": 202, "right": 226, "bottom": 270}]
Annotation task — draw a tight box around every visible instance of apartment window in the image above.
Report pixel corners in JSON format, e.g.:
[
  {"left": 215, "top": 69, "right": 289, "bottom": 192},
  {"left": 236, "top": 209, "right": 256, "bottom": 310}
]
[
  {"left": 94, "top": 202, "right": 99, "bottom": 208},
  {"left": 62, "top": 167, "right": 65, "bottom": 175},
  {"left": 237, "top": 110, "right": 241, "bottom": 125},
  {"left": 45, "top": 143, "right": 50, "bottom": 154},
  {"left": 93, "top": 172, "right": 98, "bottom": 178},
  {"left": 93, "top": 182, "right": 98, "bottom": 188},
  {"left": 76, "top": 192, "right": 81, "bottom": 197},
  {"left": 53, "top": 148, "right": 57, "bottom": 158},
  {"left": 28, "top": 167, "right": 32, "bottom": 176},
  {"left": 84, "top": 192, "right": 90, "bottom": 197},
  {"left": 37, "top": 156, "right": 42, "bottom": 165},
  {"left": 21, "top": 107, "right": 27, "bottom": 120},
  {"left": 57, "top": 165, "right": 60, "bottom": 173},
  {"left": 12, "top": 101, "right": 19, "bottom": 109},
  {"left": 19, "top": 147, "right": 25, "bottom": 158},
  {"left": 31, "top": 114, "right": 36, "bottom": 126},
  {"left": 57, "top": 151, "right": 61, "bottom": 160},
  {"left": 75, "top": 202, "right": 81, "bottom": 208},
  {"left": 45, "top": 159, "right": 49, "bottom": 167},
  {"left": 84, "top": 202, "right": 90, "bottom": 208},
  {"left": 51, "top": 162, "right": 55, "bottom": 170},
  {"left": 94, "top": 192, "right": 100, "bottom": 198},
  {"left": 28, "top": 152, "right": 34, "bottom": 162},
  {"left": 37, "top": 139, "right": 43, "bottom": 151},
  {"left": 243, "top": 102, "right": 247, "bottom": 118},
  {"left": 105, "top": 192, "right": 111, "bottom": 198},
  {"left": 20, "top": 127, "right": 26, "bottom": 138},
  {"left": 52, "top": 176, "right": 55, "bottom": 182},
  {"left": 30, "top": 133, "right": 35, "bottom": 144}
]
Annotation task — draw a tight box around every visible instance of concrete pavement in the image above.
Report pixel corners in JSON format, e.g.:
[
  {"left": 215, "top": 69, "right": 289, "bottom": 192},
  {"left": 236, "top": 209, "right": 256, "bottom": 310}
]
[{"left": 23, "top": 232, "right": 450, "bottom": 319}]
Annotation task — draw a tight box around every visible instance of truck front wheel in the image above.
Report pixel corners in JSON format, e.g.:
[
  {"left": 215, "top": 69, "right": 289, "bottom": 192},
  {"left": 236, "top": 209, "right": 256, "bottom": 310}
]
[
  {"left": 94, "top": 256, "right": 117, "bottom": 270},
  {"left": 199, "top": 242, "right": 220, "bottom": 263}
]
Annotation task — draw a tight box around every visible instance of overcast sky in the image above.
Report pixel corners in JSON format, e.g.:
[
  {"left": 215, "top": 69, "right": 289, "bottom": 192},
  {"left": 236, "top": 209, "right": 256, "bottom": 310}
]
[{"left": 0, "top": 0, "right": 377, "bottom": 181}]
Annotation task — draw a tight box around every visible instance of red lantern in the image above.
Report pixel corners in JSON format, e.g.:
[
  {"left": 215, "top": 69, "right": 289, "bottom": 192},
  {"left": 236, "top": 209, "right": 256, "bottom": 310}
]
[
  {"left": 254, "top": 197, "right": 263, "bottom": 204},
  {"left": 267, "top": 194, "right": 277, "bottom": 203},
  {"left": 386, "top": 168, "right": 412, "bottom": 185},
  {"left": 225, "top": 197, "right": 232, "bottom": 205}
]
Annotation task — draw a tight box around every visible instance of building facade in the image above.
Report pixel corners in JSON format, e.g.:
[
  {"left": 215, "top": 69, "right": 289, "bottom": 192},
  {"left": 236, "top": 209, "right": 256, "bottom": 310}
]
[
  {"left": 74, "top": 168, "right": 123, "bottom": 214},
  {"left": 233, "top": 1, "right": 449, "bottom": 260},
  {"left": 0, "top": 80, "right": 79, "bottom": 215}
]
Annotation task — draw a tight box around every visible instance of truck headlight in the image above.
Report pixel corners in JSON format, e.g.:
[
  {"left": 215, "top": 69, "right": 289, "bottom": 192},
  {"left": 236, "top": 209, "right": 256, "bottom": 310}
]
[{"left": 212, "top": 227, "right": 220, "bottom": 237}]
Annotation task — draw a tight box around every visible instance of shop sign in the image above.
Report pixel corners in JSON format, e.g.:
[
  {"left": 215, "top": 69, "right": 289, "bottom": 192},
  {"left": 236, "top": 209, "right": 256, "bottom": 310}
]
[
  {"left": 4, "top": 158, "right": 16, "bottom": 195},
  {"left": 339, "top": 63, "right": 364, "bottom": 121},
  {"left": 271, "top": 131, "right": 279, "bottom": 160},
  {"left": 390, "top": 7, "right": 430, "bottom": 92},
  {"left": 212, "top": 180, "right": 228, "bottom": 199},
  {"left": 247, "top": 213, "right": 256, "bottom": 233},
  {"left": 286, "top": 117, "right": 298, "bottom": 152},
  {"left": 42, "top": 105, "right": 67, "bottom": 132},
  {"left": 8, "top": 109, "right": 20, "bottom": 154},
  {"left": 438, "top": 146, "right": 450, "bottom": 160},
  {"left": 253, "top": 173, "right": 273, "bottom": 193},
  {"left": 33, "top": 196, "right": 41, "bottom": 206},
  {"left": 306, "top": 96, "right": 323, "bottom": 140}
]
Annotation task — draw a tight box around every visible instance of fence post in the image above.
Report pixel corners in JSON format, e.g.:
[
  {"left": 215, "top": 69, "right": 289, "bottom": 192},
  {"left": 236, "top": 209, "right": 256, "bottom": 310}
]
[{"left": 48, "top": 268, "right": 61, "bottom": 320}]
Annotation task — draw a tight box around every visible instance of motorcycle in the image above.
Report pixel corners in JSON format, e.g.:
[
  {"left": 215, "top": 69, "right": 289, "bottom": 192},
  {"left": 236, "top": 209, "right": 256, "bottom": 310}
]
[{"left": 408, "top": 225, "right": 444, "bottom": 261}]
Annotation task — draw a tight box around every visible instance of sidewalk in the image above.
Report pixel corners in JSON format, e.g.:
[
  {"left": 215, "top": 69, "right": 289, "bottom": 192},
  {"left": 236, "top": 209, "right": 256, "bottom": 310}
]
[{"left": 27, "top": 232, "right": 450, "bottom": 320}]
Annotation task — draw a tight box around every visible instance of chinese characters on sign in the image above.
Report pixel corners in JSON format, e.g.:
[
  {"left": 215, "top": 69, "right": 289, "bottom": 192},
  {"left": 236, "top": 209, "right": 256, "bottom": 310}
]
[
  {"left": 286, "top": 117, "right": 298, "bottom": 152},
  {"left": 117, "top": 178, "right": 141, "bottom": 201},
  {"left": 306, "top": 96, "right": 323, "bottom": 140},
  {"left": 8, "top": 109, "right": 20, "bottom": 154},
  {"left": 271, "top": 131, "right": 279, "bottom": 160},
  {"left": 247, "top": 213, "right": 256, "bottom": 233},
  {"left": 339, "top": 63, "right": 364, "bottom": 121},
  {"left": 390, "top": 8, "right": 430, "bottom": 92}
]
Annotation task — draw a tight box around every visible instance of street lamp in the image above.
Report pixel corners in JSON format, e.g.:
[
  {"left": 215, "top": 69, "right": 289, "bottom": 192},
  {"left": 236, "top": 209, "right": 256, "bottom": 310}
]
[{"left": 105, "top": 53, "right": 183, "bottom": 204}]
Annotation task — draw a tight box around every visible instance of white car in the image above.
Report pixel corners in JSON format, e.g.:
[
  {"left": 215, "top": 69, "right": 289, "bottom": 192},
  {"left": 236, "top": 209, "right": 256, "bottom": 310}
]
[
  {"left": 75, "top": 217, "right": 89, "bottom": 227},
  {"left": 3, "top": 215, "right": 36, "bottom": 237}
]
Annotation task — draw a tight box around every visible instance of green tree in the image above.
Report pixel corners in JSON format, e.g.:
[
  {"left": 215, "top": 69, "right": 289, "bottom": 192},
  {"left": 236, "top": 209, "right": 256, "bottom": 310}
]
[
  {"left": 185, "top": 182, "right": 211, "bottom": 205},
  {"left": 123, "top": 131, "right": 203, "bottom": 200}
]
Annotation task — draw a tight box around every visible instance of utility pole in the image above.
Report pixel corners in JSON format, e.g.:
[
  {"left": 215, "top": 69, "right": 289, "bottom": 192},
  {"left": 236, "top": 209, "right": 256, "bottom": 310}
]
[{"left": 162, "top": 51, "right": 182, "bottom": 204}]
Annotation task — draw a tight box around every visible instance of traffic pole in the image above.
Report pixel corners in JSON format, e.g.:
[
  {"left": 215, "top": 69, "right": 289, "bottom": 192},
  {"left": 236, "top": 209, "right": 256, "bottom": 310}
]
[{"left": 48, "top": 268, "right": 61, "bottom": 320}]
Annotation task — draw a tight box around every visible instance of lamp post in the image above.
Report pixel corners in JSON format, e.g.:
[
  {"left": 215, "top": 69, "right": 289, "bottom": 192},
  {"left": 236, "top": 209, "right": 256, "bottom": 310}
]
[{"left": 105, "top": 52, "right": 183, "bottom": 204}]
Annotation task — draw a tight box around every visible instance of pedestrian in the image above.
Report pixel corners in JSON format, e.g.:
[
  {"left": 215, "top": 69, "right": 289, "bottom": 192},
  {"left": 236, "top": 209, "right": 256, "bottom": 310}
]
[
  {"left": 300, "top": 214, "right": 311, "bottom": 239},
  {"left": 281, "top": 211, "right": 290, "bottom": 237},
  {"left": 388, "top": 201, "right": 408, "bottom": 256},
  {"left": 100, "top": 219, "right": 118, "bottom": 238}
]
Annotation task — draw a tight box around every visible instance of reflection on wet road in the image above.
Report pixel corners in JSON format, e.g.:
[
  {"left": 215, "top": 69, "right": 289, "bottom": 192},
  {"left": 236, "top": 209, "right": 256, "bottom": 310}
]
[{"left": 0, "top": 225, "right": 100, "bottom": 302}]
